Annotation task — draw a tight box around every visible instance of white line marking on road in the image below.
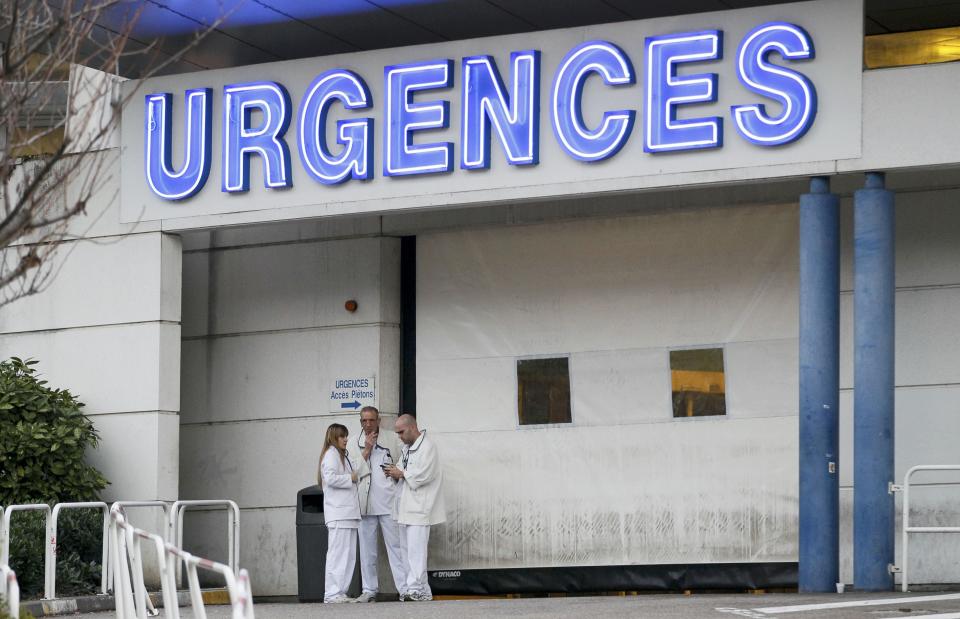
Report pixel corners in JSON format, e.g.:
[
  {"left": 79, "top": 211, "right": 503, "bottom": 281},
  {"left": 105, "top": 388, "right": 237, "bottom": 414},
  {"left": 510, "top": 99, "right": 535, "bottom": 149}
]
[
  {"left": 715, "top": 607, "right": 773, "bottom": 618},
  {"left": 754, "top": 592, "right": 960, "bottom": 613}
]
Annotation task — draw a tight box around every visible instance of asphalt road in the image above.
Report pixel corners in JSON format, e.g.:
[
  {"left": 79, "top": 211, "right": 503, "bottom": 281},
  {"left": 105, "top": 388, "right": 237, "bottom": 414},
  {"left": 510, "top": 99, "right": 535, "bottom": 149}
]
[{"left": 77, "top": 591, "right": 960, "bottom": 618}]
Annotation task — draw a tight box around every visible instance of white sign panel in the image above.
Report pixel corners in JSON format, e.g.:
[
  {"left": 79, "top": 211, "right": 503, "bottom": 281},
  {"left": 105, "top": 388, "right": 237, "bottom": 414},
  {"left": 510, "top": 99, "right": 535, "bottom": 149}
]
[
  {"left": 120, "top": 0, "right": 863, "bottom": 230},
  {"left": 330, "top": 376, "right": 376, "bottom": 413}
]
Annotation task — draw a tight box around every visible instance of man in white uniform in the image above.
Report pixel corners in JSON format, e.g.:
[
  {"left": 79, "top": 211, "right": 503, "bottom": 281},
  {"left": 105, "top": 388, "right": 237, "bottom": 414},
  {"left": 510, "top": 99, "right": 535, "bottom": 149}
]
[
  {"left": 349, "top": 406, "right": 407, "bottom": 602},
  {"left": 385, "top": 414, "right": 446, "bottom": 602}
]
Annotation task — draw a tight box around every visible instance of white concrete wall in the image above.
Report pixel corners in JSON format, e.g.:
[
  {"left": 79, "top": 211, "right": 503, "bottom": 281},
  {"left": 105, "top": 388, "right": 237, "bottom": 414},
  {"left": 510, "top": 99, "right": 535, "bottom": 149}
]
[
  {"left": 417, "top": 202, "right": 802, "bottom": 569},
  {"left": 417, "top": 188, "right": 960, "bottom": 585},
  {"left": 178, "top": 224, "right": 401, "bottom": 595},
  {"left": 0, "top": 149, "right": 181, "bottom": 506}
]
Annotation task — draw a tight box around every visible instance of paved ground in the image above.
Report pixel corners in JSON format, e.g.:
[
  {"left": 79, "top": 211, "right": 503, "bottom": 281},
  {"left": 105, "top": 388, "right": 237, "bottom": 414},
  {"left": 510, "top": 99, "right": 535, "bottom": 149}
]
[{"left": 77, "top": 591, "right": 960, "bottom": 618}]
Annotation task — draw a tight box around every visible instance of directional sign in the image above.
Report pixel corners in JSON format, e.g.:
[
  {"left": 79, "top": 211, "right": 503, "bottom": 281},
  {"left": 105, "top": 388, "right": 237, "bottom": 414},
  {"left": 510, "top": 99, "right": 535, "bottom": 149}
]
[{"left": 329, "top": 376, "right": 376, "bottom": 413}]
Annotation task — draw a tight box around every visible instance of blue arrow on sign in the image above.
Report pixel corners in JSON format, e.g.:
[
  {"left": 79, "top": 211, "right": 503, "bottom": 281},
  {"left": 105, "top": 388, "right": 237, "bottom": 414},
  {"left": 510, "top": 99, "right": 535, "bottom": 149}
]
[{"left": 340, "top": 400, "right": 361, "bottom": 410}]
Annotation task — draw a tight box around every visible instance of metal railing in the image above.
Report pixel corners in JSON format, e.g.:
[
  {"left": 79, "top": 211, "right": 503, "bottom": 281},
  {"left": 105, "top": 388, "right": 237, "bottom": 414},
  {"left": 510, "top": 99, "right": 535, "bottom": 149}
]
[
  {"left": 108, "top": 501, "right": 172, "bottom": 594},
  {"left": 1, "top": 498, "right": 242, "bottom": 607},
  {"left": 896, "top": 465, "right": 960, "bottom": 592},
  {"left": 110, "top": 501, "right": 172, "bottom": 524},
  {"left": 110, "top": 506, "right": 254, "bottom": 619},
  {"left": 48, "top": 502, "right": 109, "bottom": 599},
  {"left": 0, "top": 563, "right": 19, "bottom": 619},
  {"left": 168, "top": 500, "right": 240, "bottom": 583},
  {"left": 0, "top": 504, "right": 52, "bottom": 594},
  {"left": 166, "top": 543, "right": 254, "bottom": 619}
]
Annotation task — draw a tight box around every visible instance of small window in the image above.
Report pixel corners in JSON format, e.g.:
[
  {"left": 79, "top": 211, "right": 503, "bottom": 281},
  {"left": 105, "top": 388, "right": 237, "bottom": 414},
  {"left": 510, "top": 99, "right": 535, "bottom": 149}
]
[
  {"left": 670, "top": 348, "right": 726, "bottom": 418},
  {"left": 517, "top": 357, "right": 571, "bottom": 425}
]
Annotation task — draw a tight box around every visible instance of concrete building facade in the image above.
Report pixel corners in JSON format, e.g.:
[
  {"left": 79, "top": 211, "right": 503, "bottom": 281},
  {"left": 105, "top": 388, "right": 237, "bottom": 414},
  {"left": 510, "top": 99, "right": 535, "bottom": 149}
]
[{"left": 3, "top": 0, "right": 960, "bottom": 597}]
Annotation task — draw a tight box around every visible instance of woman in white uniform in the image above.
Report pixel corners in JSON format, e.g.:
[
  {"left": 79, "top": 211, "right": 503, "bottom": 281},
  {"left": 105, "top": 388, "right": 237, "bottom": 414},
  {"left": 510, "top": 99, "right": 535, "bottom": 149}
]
[{"left": 318, "top": 423, "right": 361, "bottom": 603}]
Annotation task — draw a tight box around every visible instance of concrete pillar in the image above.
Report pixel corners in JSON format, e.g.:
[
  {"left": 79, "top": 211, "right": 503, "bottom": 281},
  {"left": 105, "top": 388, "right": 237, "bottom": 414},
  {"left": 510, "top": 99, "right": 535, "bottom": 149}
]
[
  {"left": 0, "top": 226, "right": 182, "bottom": 586},
  {"left": 798, "top": 176, "right": 840, "bottom": 592},
  {"left": 853, "top": 171, "right": 896, "bottom": 591}
]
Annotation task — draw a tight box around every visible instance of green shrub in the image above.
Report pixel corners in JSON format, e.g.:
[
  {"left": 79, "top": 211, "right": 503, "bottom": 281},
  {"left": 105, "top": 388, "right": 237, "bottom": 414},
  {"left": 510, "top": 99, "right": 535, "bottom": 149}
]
[
  {"left": 0, "top": 357, "right": 110, "bottom": 599},
  {"left": 7, "top": 510, "right": 104, "bottom": 598},
  {"left": 0, "top": 358, "right": 108, "bottom": 503}
]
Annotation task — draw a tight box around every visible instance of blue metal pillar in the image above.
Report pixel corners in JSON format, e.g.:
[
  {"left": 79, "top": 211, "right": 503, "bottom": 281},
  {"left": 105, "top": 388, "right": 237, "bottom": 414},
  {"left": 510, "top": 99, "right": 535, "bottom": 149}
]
[
  {"left": 853, "top": 171, "right": 896, "bottom": 591},
  {"left": 798, "top": 176, "right": 840, "bottom": 592}
]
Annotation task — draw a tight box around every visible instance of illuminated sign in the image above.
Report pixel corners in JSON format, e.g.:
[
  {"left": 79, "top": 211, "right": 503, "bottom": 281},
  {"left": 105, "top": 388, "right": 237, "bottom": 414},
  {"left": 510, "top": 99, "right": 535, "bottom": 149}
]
[
  {"left": 143, "top": 21, "right": 818, "bottom": 201},
  {"left": 298, "top": 69, "right": 373, "bottom": 185},
  {"left": 552, "top": 42, "right": 634, "bottom": 162},
  {"left": 144, "top": 88, "right": 211, "bottom": 200},
  {"left": 644, "top": 31, "right": 723, "bottom": 153}
]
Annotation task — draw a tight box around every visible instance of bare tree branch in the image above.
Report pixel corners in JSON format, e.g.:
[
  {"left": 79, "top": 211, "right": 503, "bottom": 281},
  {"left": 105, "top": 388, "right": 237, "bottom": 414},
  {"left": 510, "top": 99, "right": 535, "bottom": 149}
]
[
  {"left": 0, "top": 0, "right": 225, "bottom": 307},
  {"left": 0, "top": 246, "right": 38, "bottom": 290}
]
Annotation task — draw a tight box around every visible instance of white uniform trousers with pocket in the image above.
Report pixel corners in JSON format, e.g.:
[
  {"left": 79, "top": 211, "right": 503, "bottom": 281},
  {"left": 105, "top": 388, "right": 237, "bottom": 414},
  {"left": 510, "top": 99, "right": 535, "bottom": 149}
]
[
  {"left": 400, "top": 524, "right": 432, "bottom": 597},
  {"left": 359, "top": 513, "right": 408, "bottom": 594},
  {"left": 324, "top": 523, "right": 358, "bottom": 602}
]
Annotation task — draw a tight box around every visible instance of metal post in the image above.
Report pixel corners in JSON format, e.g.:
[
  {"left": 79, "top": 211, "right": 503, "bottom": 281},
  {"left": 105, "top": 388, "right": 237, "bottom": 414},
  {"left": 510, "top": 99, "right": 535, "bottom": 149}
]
[
  {"left": 45, "top": 510, "right": 56, "bottom": 600},
  {"left": 798, "top": 176, "right": 841, "bottom": 592},
  {"left": 853, "top": 171, "right": 896, "bottom": 591}
]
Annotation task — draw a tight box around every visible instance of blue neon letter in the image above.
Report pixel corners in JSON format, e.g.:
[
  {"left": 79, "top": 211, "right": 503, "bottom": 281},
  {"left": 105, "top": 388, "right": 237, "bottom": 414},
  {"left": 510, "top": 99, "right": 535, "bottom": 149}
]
[
  {"left": 384, "top": 60, "right": 453, "bottom": 176},
  {"left": 461, "top": 51, "right": 540, "bottom": 169},
  {"left": 222, "top": 81, "right": 292, "bottom": 192},
  {"left": 551, "top": 41, "right": 635, "bottom": 162},
  {"left": 144, "top": 89, "right": 211, "bottom": 200},
  {"left": 644, "top": 30, "right": 723, "bottom": 153},
  {"left": 731, "top": 22, "right": 817, "bottom": 146},
  {"left": 298, "top": 70, "right": 373, "bottom": 185}
]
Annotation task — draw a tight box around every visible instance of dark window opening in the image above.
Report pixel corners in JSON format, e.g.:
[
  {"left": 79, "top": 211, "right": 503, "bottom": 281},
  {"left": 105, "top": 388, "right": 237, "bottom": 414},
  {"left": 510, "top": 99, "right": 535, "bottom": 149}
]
[{"left": 517, "top": 357, "right": 571, "bottom": 425}]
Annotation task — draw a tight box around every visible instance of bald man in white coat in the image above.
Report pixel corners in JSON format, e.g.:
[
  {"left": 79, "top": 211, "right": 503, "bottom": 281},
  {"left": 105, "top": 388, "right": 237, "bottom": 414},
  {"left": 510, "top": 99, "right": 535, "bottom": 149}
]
[{"left": 384, "top": 414, "right": 446, "bottom": 602}]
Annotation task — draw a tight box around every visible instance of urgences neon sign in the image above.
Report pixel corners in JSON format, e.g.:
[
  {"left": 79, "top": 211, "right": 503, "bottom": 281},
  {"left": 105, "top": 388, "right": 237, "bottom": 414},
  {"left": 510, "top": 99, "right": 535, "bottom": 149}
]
[{"left": 144, "top": 21, "right": 817, "bottom": 201}]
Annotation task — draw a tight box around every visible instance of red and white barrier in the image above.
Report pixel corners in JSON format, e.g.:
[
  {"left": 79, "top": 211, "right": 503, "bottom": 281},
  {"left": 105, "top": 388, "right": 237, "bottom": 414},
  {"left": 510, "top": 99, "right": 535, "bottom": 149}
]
[
  {"left": 0, "top": 563, "right": 19, "bottom": 619},
  {"left": 109, "top": 506, "right": 254, "bottom": 619}
]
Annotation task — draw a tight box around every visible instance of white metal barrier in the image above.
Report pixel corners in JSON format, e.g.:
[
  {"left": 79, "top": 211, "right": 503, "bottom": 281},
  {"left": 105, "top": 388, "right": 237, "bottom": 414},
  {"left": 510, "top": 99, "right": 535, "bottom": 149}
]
[
  {"left": 1, "top": 498, "right": 242, "bottom": 607},
  {"left": 110, "top": 507, "right": 254, "bottom": 619},
  {"left": 108, "top": 501, "right": 172, "bottom": 593},
  {"left": 166, "top": 544, "right": 254, "bottom": 619},
  {"left": 48, "top": 502, "right": 109, "bottom": 599},
  {"left": 110, "top": 501, "right": 172, "bottom": 525},
  {"left": 168, "top": 500, "right": 240, "bottom": 583},
  {"left": 0, "top": 564, "right": 20, "bottom": 619},
  {"left": 897, "top": 464, "right": 960, "bottom": 592},
  {"left": 1, "top": 504, "right": 52, "bottom": 565},
  {"left": 110, "top": 507, "right": 178, "bottom": 619},
  {"left": 0, "top": 504, "right": 52, "bottom": 594}
]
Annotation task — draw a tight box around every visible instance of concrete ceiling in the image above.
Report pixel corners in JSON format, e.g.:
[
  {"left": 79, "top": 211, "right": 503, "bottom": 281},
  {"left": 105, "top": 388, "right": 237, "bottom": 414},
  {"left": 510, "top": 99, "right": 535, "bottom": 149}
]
[{"left": 105, "top": 0, "right": 960, "bottom": 76}]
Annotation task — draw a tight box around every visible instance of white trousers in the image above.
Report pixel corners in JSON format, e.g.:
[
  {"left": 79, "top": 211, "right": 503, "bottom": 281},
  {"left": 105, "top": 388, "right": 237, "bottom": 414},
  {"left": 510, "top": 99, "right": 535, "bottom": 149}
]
[
  {"left": 359, "top": 514, "right": 408, "bottom": 594},
  {"left": 324, "top": 527, "right": 357, "bottom": 602},
  {"left": 400, "top": 524, "right": 432, "bottom": 597}
]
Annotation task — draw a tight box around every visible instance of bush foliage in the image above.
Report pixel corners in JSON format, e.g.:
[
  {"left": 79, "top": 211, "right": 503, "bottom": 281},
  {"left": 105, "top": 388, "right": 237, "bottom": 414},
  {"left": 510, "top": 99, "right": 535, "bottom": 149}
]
[
  {"left": 0, "top": 357, "right": 108, "bottom": 503},
  {"left": 0, "top": 357, "right": 110, "bottom": 598}
]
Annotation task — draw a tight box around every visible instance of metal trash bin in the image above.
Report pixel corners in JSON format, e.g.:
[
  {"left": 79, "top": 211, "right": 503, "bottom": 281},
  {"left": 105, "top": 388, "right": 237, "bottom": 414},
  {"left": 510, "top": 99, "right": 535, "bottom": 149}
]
[{"left": 296, "top": 485, "right": 361, "bottom": 602}]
